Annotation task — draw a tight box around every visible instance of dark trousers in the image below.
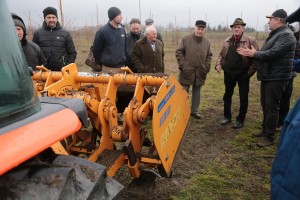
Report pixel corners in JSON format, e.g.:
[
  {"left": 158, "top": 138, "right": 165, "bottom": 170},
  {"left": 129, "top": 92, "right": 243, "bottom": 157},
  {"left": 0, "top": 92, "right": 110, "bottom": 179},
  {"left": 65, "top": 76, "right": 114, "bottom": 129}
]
[
  {"left": 223, "top": 72, "right": 249, "bottom": 122},
  {"left": 278, "top": 78, "right": 294, "bottom": 126},
  {"left": 261, "top": 80, "right": 288, "bottom": 139}
]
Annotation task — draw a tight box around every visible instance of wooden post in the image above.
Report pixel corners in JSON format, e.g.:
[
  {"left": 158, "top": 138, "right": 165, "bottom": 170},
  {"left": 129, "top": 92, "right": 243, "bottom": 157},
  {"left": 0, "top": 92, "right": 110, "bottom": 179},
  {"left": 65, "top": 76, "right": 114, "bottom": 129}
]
[{"left": 59, "top": 0, "right": 64, "bottom": 27}]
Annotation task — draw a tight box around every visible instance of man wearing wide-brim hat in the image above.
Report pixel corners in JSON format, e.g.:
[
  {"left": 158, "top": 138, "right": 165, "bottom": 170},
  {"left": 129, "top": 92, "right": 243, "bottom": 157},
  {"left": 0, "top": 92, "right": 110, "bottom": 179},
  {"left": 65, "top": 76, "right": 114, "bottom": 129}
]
[
  {"left": 230, "top": 18, "right": 246, "bottom": 28},
  {"left": 237, "top": 9, "right": 297, "bottom": 147},
  {"left": 216, "top": 17, "right": 259, "bottom": 129}
]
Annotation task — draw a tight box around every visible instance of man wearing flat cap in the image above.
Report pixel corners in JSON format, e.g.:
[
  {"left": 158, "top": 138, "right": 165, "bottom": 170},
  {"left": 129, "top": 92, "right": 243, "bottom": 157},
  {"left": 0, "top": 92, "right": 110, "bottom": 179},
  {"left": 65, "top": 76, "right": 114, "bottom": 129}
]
[
  {"left": 12, "top": 13, "right": 46, "bottom": 70},
  {"left": 144, "top": 18, "right": 163, "bottom": 43},
  {"left": 92, "top": 6, "right": 126, "bottom": 72},
  {"left": 237, "top": 9, "right": 296, "bottom": 147},
  {"left": 176, "top": 20, "right": 212, "bottom": 119},
  {"left": 215, "top": 18, "right": 259, "bottom": 129},
  {"left": 32, "top": 7, "right": 77, "bottom": 71}
]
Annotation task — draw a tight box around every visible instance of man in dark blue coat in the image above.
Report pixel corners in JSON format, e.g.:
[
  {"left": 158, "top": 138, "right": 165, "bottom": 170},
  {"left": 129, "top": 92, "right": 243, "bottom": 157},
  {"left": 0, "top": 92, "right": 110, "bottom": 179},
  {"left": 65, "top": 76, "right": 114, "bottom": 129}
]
[
  {"left": 237, "top": 9, "right": 296, "bottom": 147},
  {"left": 33, "top": 7, "right": 77, "bottom": 71},
  {"left": 271, "top": 97, "right": 300, "bottom": 200},
  {"left": 92, "top": 7, "right": 126, "bottom": 73}
]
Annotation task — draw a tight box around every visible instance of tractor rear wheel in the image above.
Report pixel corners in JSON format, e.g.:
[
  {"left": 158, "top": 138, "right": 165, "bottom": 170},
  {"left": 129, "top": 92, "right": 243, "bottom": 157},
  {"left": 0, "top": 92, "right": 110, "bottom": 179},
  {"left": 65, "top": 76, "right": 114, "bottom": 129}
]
[{"left": 0, "top": 154, "right": 123, "bottom": 200}]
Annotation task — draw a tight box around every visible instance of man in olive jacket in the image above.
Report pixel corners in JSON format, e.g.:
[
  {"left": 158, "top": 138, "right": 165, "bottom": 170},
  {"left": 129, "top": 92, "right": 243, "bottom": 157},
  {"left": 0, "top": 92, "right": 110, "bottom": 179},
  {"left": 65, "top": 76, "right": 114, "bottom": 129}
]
[
  {"left": 132, "top": 25, "right": 164, "bottom": 73},
  {"left": 215, "top": 18, "right": 259, "bottom": 129},
  {"left": 238, "top": 9, "right": 296, "bottom": 147},
  {"left": 176, "top": 20, "right": 212, "bottom": 119},
  {"left": 33, "top": 7, "right": 77, "bottom": 71}
]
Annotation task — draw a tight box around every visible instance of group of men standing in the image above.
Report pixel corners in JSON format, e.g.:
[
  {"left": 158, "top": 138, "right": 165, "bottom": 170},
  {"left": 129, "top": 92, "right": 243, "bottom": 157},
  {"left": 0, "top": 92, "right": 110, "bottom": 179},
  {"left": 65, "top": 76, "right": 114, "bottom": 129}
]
[
  {"left": 13, "top": 6, "right": 298, "bottom": 148},
  {"left": 13, "top": 6, "right": 164, "bottom": 74},
  {"left": 92, "top": 7, "right": 164, "bottom": 74},
  {"left": 174, "top": 8, "right": 297, "bottom": 149}
]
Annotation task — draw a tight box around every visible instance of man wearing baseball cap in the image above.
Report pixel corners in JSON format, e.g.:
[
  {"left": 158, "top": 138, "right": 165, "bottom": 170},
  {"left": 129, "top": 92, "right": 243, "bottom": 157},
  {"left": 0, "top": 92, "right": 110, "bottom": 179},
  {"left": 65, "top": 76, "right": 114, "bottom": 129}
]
[
  {"left": 92, "top": 7, "right": 126, "bottom": 72},
  {"left": 237, "top": 9, "right": 296, "bottom": 147},
  {"left": 176, "top": 20, "right": 212, "bottom": 119},
  {"left": 32, "top": 7, "right": 77, "bottom": 71}
]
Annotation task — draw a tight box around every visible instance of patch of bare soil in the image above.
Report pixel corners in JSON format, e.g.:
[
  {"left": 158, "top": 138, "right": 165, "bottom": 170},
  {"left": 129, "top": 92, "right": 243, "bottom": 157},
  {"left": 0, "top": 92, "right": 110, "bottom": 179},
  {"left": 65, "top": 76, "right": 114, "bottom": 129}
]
[{"left": 118, "top": 107, "right": 237, "bottom": 200}]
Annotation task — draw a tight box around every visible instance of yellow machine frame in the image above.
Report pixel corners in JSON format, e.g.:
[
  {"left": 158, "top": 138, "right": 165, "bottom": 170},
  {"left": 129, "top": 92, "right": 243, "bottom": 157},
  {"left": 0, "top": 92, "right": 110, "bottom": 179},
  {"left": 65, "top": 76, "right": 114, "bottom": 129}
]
[{"left": 32, "top": 64, "right": 190, "bottom": 178}]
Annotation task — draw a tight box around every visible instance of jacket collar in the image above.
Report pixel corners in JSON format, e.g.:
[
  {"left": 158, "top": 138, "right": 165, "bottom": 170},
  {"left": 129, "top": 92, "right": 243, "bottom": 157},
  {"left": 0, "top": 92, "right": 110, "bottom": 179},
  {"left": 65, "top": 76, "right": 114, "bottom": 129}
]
[
  {"left": 141, "top": 36, "right": 156, "bottom": 44},
  {"left": 192, "top": 33, "right": 203, "bottom": 42},
  {"left": 225, "top": 32, "right": 248, "bottom": 42},
  {"left": 107, "top": 22, "right": 124, "bottom": 30},
  {"left": 43, "top": 21, "right": 62, "bottom": 30},
  {"left": 270, "top": 25, "right": 285, "bottom": 36}
]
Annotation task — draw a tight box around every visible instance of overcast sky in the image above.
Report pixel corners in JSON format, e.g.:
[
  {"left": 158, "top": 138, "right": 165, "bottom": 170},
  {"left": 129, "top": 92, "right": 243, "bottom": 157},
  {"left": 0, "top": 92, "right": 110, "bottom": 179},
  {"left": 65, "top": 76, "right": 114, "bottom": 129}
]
[{"left": 7, "top": 0, "right": 299, "bottom": 30}]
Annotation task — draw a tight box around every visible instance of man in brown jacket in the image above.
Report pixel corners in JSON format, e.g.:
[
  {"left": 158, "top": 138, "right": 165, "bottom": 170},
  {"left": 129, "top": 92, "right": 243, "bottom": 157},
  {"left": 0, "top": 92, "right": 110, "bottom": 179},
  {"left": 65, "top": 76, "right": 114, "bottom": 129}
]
[
  {"left": 215, "top": 18, "right": 259, "bottom": 129},
  {"left": 176, "top": 20, "right": 212, "bottom": 119},
  {"left": 132, "top": 26, "right": 164, "bottom": 73}
]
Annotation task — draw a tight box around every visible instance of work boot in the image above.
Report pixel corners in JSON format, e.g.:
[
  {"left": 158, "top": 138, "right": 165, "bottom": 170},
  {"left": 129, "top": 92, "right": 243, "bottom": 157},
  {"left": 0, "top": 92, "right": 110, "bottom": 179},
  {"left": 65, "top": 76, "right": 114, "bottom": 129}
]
[
  {"left": 232, "top": 121, "right": 244, "bottom": 129},
  {"left": 276, "top": 125, "right": 283, "bottom": 132},
  {"left": 221, "top": 118, "right": 231, "bottom": 125},
  {"left": 191, "top": 112, "right": 202, "bottom": 119},
  {"left": 257, "top": 137, "right": 274, "bottom": 147},
  {"left": 252, "top": 131, "right": 264, "bottom": 137}
]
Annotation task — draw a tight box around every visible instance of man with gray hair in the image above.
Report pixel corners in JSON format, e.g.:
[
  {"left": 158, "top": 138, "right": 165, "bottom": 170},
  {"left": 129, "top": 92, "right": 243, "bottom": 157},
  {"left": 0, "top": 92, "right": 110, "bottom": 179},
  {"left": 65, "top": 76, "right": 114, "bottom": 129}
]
[
  {"left": 237, "top": 9, "right": 296, "bottom": 147},
  {"left": 132, "top": 25, "right": 164, "bottom": 73},
  {"left": 176, "top": 20, "right": 212, "bottom": 119},
  {"left": 144, "top": 18, "right": 163, "bottom": 43}
]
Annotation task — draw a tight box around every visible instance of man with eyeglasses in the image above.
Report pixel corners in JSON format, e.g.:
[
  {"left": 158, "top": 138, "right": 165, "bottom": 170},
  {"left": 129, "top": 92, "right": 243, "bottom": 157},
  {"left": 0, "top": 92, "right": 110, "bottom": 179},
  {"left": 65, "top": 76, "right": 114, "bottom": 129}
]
[{"left": 237, "top": 9, "right": 296, "bottom": 147}]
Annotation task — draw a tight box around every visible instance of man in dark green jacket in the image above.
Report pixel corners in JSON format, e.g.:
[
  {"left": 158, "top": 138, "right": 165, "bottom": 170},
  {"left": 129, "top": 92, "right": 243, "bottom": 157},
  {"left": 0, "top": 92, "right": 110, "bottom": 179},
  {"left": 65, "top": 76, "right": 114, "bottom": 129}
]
[
  {"left": 176, "top": 20, "right": 212, "bottom": 119},
  {"left": 33, "top": 7, "right": 77, "bottom": 71}
]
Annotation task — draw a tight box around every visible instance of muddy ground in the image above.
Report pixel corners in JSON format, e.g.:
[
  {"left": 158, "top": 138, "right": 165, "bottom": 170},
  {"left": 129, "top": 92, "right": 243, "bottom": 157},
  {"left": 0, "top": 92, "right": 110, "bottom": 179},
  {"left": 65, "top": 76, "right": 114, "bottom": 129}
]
[{"left": 115, "top": 106, "right": 237, "bottom": 200}]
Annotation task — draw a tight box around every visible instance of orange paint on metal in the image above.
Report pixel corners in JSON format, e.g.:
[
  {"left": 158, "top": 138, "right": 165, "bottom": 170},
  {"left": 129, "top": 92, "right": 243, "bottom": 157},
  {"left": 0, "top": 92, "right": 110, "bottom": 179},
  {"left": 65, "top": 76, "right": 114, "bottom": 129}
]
[{"left": 0, "top": 109, "right": 81, "bottom": 175}]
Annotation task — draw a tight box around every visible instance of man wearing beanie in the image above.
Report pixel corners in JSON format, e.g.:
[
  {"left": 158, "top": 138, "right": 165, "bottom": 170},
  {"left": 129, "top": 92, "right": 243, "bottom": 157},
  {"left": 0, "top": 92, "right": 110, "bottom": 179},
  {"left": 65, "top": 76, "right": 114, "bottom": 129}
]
[
  {"left": 237, "top": 9, "right": 296, "bottom": 147},
  {"left": 12, "top": 13, "right": 46, "bottom": 70},
  {"left": 32, "top": 6, "right": 77, "bottom": 71},
  {"left": 92, "top": 6, "right": 126, "bottom": 72},
  {"left": 175, "top": 20, "right": 212, "bottom": 120}
]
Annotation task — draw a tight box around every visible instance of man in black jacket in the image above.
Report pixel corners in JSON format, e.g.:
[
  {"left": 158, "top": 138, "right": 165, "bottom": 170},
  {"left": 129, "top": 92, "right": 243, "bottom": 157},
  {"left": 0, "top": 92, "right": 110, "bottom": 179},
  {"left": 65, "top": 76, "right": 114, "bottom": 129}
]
[
  {"left": 12, "top": 13, "right": 46, "bottom": 70},
  {"left": 33, "top": 7, "right": 77, "bottom": 71},
  {"left": 125, "top": 18, "right": 144, "bottom": 72},
  {"left": 238, "top": 9, "right": 296, "bottom": 147}
]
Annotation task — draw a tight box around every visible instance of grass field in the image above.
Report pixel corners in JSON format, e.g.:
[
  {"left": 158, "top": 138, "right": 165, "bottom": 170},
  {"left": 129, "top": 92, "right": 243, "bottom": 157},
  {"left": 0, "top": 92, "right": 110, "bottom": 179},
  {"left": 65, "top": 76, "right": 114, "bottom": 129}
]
[{"left": 56, "top": 29, "right": 300, "bottom": 199}]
